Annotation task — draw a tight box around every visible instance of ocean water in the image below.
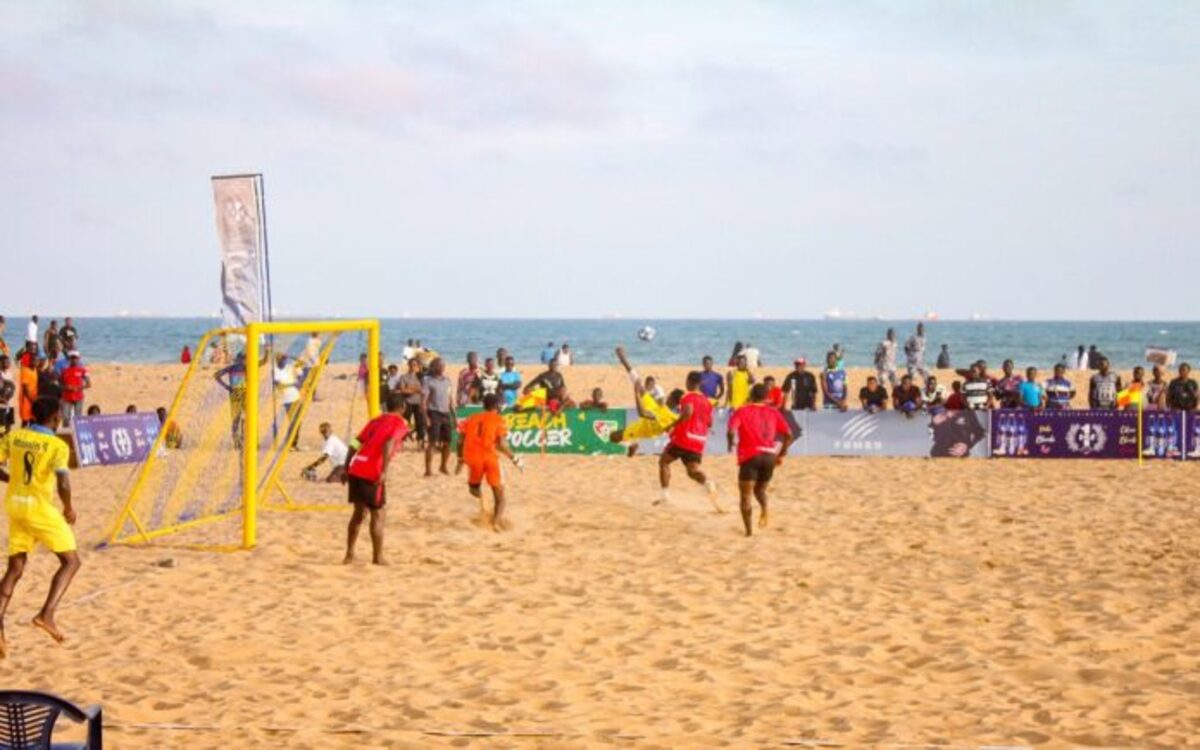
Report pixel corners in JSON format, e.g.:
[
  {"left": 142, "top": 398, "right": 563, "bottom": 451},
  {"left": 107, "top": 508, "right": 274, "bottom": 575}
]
[{"left": 11, "top": 317, "right": 1200, "bottom": 370}]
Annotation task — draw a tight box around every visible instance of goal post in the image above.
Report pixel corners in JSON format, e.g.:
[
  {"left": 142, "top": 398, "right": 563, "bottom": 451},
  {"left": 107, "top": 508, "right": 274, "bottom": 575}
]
[{"left": 103, "top": 319, "right": 381, "bottom": 552}]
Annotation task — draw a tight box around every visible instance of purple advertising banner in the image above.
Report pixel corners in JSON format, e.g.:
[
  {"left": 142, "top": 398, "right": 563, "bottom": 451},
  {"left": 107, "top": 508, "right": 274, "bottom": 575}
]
[
  {"left": 991, "top": 409, "right": 1185, "bottom": 460},
  {"left": 71, "top": 412, "right": 162, "bottom": 467}
]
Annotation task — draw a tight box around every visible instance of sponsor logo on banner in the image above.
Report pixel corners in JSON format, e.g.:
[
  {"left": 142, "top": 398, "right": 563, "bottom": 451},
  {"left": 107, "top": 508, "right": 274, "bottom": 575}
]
[
  {"left": 833, "top": 412, "right": 884, "bottom": 452},
  {"left": 212, "top": 175, "right": 266, "bottom": 328},
  {"left": 72, "top": 412, "right": 162, "bottom": 467},
  {"left": 993, "top": 409, "right": 1176, "bottom": 460},
  {"left": 455, "top": 407, "right": 628, "bottom": 455},
  {"left": 1065, "top": 422, "right": 1107, "bottom": 455}
]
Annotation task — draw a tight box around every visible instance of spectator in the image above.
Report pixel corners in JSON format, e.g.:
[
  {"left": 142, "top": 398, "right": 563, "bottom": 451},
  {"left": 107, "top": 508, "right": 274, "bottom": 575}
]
[
  {"left": 1045, "top": 364, "right": 1075, "bottom": 409},
  {"left": 1018, "top": 367, "right": 1045, "bottom": 409},
  {"left": 726, "top": 341, "right": 744, "bottom": 368},
  {"left": 1166, "top": 363, "right": 1198, "bottom": 411},
  {"left": 922, "top": 375, "right": 947, "bottom": 411},
  {"left": 859, "top": 376, "right": 888, "bottom": 413},
  {"left": 820, "top": 351, "right": 849, "bottom": 411},
  {"left": 1086, "top": 345, "right": 1101, "bottom": 370},
  {"left": 0, "top": 354, "right": 14, "bottom": 434},
  {"left": 540, "top": 341, "right": 557, "bottom": 365},
  {"left": 0, "top": 315, "right": 7, "bottom": 358},
  {"left": 180, "top": 345, "right": 192, "bottom": 364},
  {"left": 86, "top": 405, "right": 100, "bottom": 416},
  {"left": 59, "top": 317, "right": 79, "bottom": 353},
  {"left": 726, "top": 354, "right": 755, "bottom": 408},
  {"left": 396, "top": 358, "right": 426, "bottom": 445},
  {"left": 495, "top": 347, "right": 509, "bottom": 368},
  {"left": 1074, "top": 345, "right": 1087, "bottom": 370},
  {"left": 763, "top": 376, "right": 785, "bottom": 408},
  {"left": 874, "top": 328, "right": 898, "bottom": 387},
  {"left": 936, "top": 344, "right": 951, "bottom": 370},
  {"left": 555, "top": 343, "right": 574, "bottom": 367},
  {"left": 994, "top": 360, "right": 1023, "bottom": 409},
  {"left": 356, "top": 353, "right": 369, "bottom": 396},
  {"left": 302, "top": 422, "right": 347, "bottom": 482},
  {"left": 25, "top": 315, "right": 39, "bottom": 354},
  {"left": 831, "top": 343, "right": 846, "bottom": 370},
  {"left": 944, "top": 381, "right": 966, "bottom": 410},
  {"left": 457, "top": 352, "right": 481, "bottom": 405},
  {"left": 904, "top": 323, "right": 929, "bottom": 379},
  {"left": 698, "top": 356, "right": 724, "bottom": 403},
  {"left": 892, "top": 374, "right": 921, "bottom": 417},
  {"left": 44, "top": 320, "right": 61, "bottom": 360},
  {"left": 274, "top": 354, "right": 303, "bottom": 448},
  {"left": 300, "top": 332, "right": 322, "bottom": 371},
  {"left": 962, "top": 363, "right": 994, "bottom": 411},
  {"left": 157, "top": 407, "right": 184, "bottom": 450},
  {"left": 524, "top": 359, "right": 567, "bottom": 405},
  {"left": 421, "top": 357, "right": 456, "bottom": 476},
  {"left": 580, "top": 388, "right": 608, "bottom": 411},
  {"left": 1088, "top": 357, "right": 1122, "bottom": 409},
  {"left": 125, "top": 404, "right": 137, "bottom": 413},
  {"left": 498, "top": 356, "right": 522, "bottom": 408},
  {"left": 37, "top": 357, "right": 62, "bottom": 405},
  {"left": 402, "top": 338, "right": 418, "bottom": 363},
  {"left": 385, "top": 364, "right": 402, "bottom": 394},
  {"left": 781, "top": 358, "right": 818, "bottom": 411},
  {"left": 1146, "top": 365, "right": 1168, "bottom": 410},
  {"left": 478, "top": 358, "right": 500, "bottom": 399},
  {"left": 741, "top": 342, "right": 762, "bottom": 369},
  {"left": 59, "top": 351, "right": 90, "bottom": 428}
]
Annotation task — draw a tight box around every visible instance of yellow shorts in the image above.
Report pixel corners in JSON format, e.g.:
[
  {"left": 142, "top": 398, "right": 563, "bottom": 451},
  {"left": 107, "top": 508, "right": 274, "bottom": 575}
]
[
  {"left": 623, "top": 418, "right": 666, "bottom": 442},
  {"left": 7, "top": 500, "right": 77, "bottom": 555}
]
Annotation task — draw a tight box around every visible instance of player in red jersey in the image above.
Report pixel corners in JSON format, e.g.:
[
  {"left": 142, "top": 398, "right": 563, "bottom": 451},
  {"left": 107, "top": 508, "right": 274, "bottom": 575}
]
[
  {"left": 343, "top": 394, "right": 409, "bottom": 565},
  {"left": 658, "top": 370, "right": 721, "bottom": 511},
  {"left": 727, "top": 384, "right": 794, "bottom": 536}
]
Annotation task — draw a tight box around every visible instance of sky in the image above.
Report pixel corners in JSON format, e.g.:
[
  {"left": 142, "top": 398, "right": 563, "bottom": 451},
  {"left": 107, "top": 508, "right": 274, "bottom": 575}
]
[{"left": 2, "top": 1, "right": 1198, "bottom": 320}]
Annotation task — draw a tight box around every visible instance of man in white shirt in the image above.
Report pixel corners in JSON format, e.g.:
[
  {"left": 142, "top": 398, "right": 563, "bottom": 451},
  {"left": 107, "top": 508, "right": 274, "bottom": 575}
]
[
  {"left": 302, "top": 422, "right": 348, "bottom": 482},
  {"left": 742, "top": 342, "right": 762, "bottom": 369},
  {"left": 275, "top": 354, "right": 303, "bottom": 448},
  {"left": 26, "top": 315, "right": 39, "bottom": 353},
  {"left": 555, "top": 343, "right": 574, "bottom": 367}
]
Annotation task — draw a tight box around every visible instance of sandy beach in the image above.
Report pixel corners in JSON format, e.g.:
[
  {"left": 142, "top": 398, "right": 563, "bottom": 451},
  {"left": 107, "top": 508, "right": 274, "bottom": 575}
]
[{"left": 3, "top": 363, "right": 1198, "bottom": 748}]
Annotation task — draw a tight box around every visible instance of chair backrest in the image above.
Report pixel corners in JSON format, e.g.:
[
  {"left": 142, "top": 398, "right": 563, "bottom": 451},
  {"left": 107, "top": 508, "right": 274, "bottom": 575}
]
[{"left": 0, "top": 691, "right": 88, "bottom": 750}]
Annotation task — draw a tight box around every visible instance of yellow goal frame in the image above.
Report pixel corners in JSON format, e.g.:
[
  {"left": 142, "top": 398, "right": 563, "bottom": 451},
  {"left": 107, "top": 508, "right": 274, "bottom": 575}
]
[{"left": 103, "top": 319, "right": 381, "bottom": 551}]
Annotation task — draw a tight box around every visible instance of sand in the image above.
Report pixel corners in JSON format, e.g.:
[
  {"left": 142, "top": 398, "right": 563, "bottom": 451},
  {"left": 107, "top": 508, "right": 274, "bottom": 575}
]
[{"left": 2, "top": 362, "right": 1197, "bottom": 749}]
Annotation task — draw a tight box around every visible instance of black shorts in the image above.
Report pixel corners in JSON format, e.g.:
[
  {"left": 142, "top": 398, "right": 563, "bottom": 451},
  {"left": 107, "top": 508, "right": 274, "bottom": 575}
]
[
  {"left": 347, "top": 475, "right": 386, "bottom": 509},
  {"left": 403, "top": 403, "right": 426, "bottom": 440},
  {"left": 738, "top": 454, "right": 777, "bottom": 483},
  {"left": 663, "top": 443, "right": 703, "bottom": 465},
  {"left": 427, "top": 411, "right": 452, "bottom": 444},
  {"left": 0, "top": 407, "right": 13, "bottom": 430}
]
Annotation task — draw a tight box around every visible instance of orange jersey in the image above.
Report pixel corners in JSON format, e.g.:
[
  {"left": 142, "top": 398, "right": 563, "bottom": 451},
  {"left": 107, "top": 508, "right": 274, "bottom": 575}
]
[{"left": 461, "top": 411, "right": 507, "bottom": 463}]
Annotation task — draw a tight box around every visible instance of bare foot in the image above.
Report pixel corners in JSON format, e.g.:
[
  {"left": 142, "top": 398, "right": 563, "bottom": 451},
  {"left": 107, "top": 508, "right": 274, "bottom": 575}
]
[
  {"left": 440, "top": 466, "right": 451, "bottom": 476},
  {"left": 372, "top": 558, "right": 389, "bottom": 566},
  {"left": 759, "top": 510, "right": 769, "bottom": 529},
  {"left": 0, "top": 626, "right": 7, "bottom": 659},
  {"left": 32, "top": 615, "right": 65, "bottom": 645},
  {"left": 709, "top": 496, "right": 726, "bottom": 514},
  {"left": 342, "top": 553, "right": 355, "bottom": 565},
  {"left": 424, "top": 471, "right": 434, "bottom": 478}
]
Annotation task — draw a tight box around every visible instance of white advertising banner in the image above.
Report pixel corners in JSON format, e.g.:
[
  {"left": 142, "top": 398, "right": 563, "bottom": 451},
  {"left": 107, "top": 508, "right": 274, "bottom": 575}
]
[{"left": 212, "top": 175, "right": 265, "bottom": 328}]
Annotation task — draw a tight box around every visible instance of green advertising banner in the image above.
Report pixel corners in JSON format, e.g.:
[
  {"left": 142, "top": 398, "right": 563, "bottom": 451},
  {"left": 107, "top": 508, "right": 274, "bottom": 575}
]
[{"left": 453, "top": 407, "right": 628, "bottom": 455}]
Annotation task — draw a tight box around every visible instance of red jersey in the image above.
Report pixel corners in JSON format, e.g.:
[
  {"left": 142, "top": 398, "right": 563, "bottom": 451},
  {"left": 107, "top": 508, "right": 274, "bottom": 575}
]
[
  {"left": 61, "top": 365, "right": 88, "bottom": 403},
  {"left": 670, "top": 391, "right": 713, "bottom": 453},
  {"left": 728, "top": 403, "right": 791, "bottom": 465},
  {"left": 767, "top": 386, "right": 784, "bottom": 408},
  {"left": 945, "top": 392, "right": 965, "bottom": 410},
  {"left": 347, "top": 413, "right": 409, "bottom": 482}
]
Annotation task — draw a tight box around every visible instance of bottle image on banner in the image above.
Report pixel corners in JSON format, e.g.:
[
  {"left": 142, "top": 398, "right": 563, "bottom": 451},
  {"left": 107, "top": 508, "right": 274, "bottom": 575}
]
[
  {"left": 1165, "top": 415, "right": 1178, "bottom": 458},
  {"left": 1147, "top": 414, "right": 1162, "bottom": 457},
  {"left": 1015, "top": 414, "right": 1028, "bottom": 456},
  {"left": 1192, "top": 415, "right": 1200, "bottom": 459}
]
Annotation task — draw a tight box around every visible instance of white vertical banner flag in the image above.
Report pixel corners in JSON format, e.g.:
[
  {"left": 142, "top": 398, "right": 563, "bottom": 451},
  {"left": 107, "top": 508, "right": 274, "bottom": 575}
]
[{"left": 212, "top": 175, "right": 266, "bottom": 328}]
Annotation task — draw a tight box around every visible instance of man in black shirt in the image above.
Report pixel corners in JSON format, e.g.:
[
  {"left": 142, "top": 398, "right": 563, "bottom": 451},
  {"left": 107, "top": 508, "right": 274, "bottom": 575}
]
[
  {"left": 859, "top": 376, "right": 888, "bottom": 413},
  {"left": 1166, "top": 363, "right": 1198, "bottom": 411},
  {"left": 781, "top": 358, "right": 818, "bottom": 411},
  {"left": 892, "top": 374, "right": 922, "bottom": 417},
  {"left": 524, "top": 359, "right": 566, "bottom": 401}
]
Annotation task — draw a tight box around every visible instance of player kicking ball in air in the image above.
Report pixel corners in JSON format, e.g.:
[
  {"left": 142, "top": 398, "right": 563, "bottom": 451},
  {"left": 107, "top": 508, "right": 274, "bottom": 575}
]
[
  {"left": 608, "top": 347, "right": 679, "bottom": 459},
  {"left": 660, "top": 370, "right": 722, "bottom": 511},
  {"left": 0, "top": 397, "right": 82, "bottom": 656},
  {"left": 459, "top": 394, "right": 522, "bottom": 532},
  {"left": 727, "top": 384, "right": 794, "bottom": 537},
  {"left": 343, "top": 394, "right": 409, "bottom": 565}
]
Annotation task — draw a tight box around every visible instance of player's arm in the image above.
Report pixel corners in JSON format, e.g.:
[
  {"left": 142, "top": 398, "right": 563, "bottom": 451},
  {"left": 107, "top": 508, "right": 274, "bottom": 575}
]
[
  {"left": 378, "top": 437, "right": 395, "bottom": 484},
  {"left": 495, "top": 431, "right": 515, "bottom": 462},
  {"left": 714, "top": 376, "right": 725, "bottom": 401},
  {"left": 725, "top": 371, "right": 733, "bottom": 407},
  {"left": 303, "top": 453, "right": 329, "bottom": 473},
  {"left": 56, "top": 471, "right": 75, "bottom": 524}
]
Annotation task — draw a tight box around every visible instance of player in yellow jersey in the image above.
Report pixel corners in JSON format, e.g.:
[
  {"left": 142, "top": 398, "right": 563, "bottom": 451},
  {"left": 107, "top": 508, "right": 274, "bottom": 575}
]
[
  {"left": 0, "top": 397, "right": 81, "bottom": 657},
  {"left": 608, "top": 347, "right": 681, "bottom": 458}
]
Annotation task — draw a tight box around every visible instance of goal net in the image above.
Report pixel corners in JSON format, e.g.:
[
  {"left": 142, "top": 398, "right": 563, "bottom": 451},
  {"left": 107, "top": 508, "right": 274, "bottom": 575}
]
[{"left": 102, "top": 320, "right": 381, "bottom": 551}]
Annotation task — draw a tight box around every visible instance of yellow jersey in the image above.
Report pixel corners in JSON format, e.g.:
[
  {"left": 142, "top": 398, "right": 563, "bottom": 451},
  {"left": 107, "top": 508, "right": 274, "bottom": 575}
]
[
  {"left": 1, "top": 425, "right": 69, "bottom": 511},
  {"left": 730, "top": 370, "right": 752, "bottom": 408},
  {"left": 641, "top": 392, "right": 676, "bottom": 430}
]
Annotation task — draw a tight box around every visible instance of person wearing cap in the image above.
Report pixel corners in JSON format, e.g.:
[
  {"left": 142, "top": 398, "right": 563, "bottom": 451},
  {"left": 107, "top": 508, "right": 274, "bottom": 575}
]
[
  {"left": 781, "top": 357, "right": 819, "bottom": 411},
  {"left": 59, "top": 351, "right": 90, "bottom": 428}
]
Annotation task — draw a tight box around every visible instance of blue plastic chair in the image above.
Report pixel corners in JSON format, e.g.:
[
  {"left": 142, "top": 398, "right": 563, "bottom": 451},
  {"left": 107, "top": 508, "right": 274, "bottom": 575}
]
[{"left": 0, "top": 691, "right": 102, "bottom": 750}]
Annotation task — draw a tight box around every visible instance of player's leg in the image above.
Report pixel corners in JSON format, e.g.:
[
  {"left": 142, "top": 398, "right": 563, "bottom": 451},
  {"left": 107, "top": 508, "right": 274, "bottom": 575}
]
[
  {"left": 754, "top": 481, "right": 770, "bottom": 529},
  {"left": 344, "top": 500, "right": 365, "bottom": 564},
  {"left": 423, "top": 427, "right": 435, "bottom": 477},
  {"left": 367, "top": 505, "right": 387, "bottom": 566},
  {"left": 658, "top": 450, "right": 676, "bottom": 489},
  {"left": 468, "top": 462, "right": 487, "bottom": 516},
  {"left": 0, "top": 553, "right": 28, "bottom": 657},
  {"left": 738, "top": 480, "right": 755, "bottom": 536},
  {"left": 32, "top": 550, "right": 80, "bottom": 644},
  {"left": 488, "top": 460, "right": 506, "bottom": 531}
]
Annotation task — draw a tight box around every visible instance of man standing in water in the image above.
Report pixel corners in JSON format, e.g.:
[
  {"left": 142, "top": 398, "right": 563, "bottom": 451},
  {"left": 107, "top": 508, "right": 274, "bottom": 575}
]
[
  {"left": 0, "top": 397, "right": 82, "bottom": 654},
  {"left": 343, "top": 394, "right": 408, "bottom": 565},
  {"left": 727, "top": 384, "right": 794, "bottom": 537}
]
